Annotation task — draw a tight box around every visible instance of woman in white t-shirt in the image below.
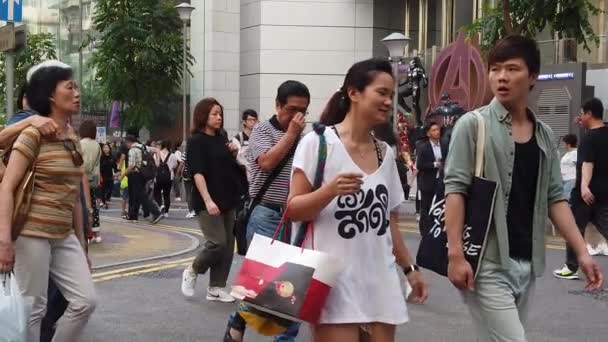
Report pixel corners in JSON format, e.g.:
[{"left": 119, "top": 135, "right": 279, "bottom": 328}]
[
  {"left": 287, "top": 58, "right": 428, "bottom": 342},
  {"left": 560, "top": 134, "right": 578, "bottom": 201}
]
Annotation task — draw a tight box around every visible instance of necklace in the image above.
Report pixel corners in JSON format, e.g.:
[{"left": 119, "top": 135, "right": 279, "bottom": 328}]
[{"left": 335, "top": 125, "right": 374, "bottom": 159}]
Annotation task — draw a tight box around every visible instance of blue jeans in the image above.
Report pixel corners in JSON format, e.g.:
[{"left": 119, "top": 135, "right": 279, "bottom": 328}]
[
  {"left": 563, "top": 179, "right": 575, "bottom": 203},
  {"left": 228, "top": 205, "right": 300, "bottom": 341}
]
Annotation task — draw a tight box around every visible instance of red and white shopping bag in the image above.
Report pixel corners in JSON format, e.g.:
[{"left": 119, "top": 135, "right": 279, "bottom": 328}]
[{"left": 231, "top": 222, "right": 343, "bottom": 324}]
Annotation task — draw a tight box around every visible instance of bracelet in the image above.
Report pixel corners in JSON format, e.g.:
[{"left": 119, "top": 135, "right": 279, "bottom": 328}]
[{"left": 403, "top": 264, "right": 420, "bottom": 276}]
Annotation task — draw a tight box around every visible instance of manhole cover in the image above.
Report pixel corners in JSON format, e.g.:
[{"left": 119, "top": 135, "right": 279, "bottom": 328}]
[
  {"left": 137, "top": 268, "right": 183, "bottom": 279},
  {"left": 569, "top": 288, "right": 608, "bottom": 303}
]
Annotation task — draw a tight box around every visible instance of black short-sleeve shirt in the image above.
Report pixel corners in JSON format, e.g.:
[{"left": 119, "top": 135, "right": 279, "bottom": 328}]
[
  {"left": 575, "top": 126, "right": 608, "bottom": 203},
  {"left": 507, "top": 134, "right": 540, "bottom": 261},
  {"left": 187, "top": 131, "right": 244, "bottom": 213}
]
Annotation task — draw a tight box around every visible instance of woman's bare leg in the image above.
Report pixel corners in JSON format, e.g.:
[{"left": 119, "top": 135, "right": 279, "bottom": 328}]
[
  {"left": 314, "top": 324, "right": 360, "bottom": 342},
  {"left": 360, "top": 323, "right": 396, "bottom": 342}
]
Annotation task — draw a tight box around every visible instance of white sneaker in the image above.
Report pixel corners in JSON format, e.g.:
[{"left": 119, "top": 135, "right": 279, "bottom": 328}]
[
  {"left": 595, "top": 242, "right": 608, "bottom": 256},
  {"left": 163, "top": 212, "right": 169, "bottom": 218},
  {"left": 553, "top": 264, "right": 580, "bottom": 280},
  {"left": 186, "top": 211, "right": 195, "bottom": 219},
  {"left": 206, "top": 287, "right": 235, "bottom": 303},
  {"left": 181, "top": 267, "right": 198, "bottom": 297},
  {"left": 94, "top": 236, "right": 102, "bottom": 243},
  {"left": 587, "top": 244, "right": 599, "bottom": 256}
]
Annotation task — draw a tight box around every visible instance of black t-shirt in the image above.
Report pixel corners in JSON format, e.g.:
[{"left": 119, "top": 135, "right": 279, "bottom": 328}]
[
  {"left": 186, "top": 131, "right": 245, "bottom": 213},
  {"left": 507, "top": 135, "right": 540, "bottom": 261},
  {"left": 574, "top": 126, "right": 608, "bottom": 203},
  {"left": 235, "top": 131, "right": 250, "bottom": 147},
  {"left": 100, "top": 154, "right": 116, "bottom": 179}
]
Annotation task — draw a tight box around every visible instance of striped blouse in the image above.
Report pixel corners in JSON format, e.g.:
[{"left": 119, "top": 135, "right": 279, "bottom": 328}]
[{"left": 13, "top": 127, "right": 84, "bottom": 239}]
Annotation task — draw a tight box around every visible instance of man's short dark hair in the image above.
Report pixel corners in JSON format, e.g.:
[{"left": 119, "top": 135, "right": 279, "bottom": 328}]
[
  {"left": 276, "top": 80, "right": 310, "bottom": 107},
  {"left": 582, "top": 97, "right": 605, "bottom": 120},
  {"left": 424, "top": 121, "right": 441, "bottom": 133},
  {"left": 488, "top": 35, "right": 541, "bottom": 76},
  {"left": 125, "top": 135, "right": 138, "bottom": 143},
  {"left": 242, "top": 109, "right": 258, "bottom": 121},
  {"left": 563, "top": 134, "right": 578, "bottom": 148}
]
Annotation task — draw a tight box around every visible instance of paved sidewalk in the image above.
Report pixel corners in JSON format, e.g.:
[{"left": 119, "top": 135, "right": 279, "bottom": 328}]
[{"left": 88, "top": 220, "right": 198, "bottom": 268}]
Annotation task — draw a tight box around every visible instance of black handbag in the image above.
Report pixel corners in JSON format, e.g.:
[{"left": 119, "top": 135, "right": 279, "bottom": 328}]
[{"left": 416, "top": 111, "right": 498, "bottom": 277}]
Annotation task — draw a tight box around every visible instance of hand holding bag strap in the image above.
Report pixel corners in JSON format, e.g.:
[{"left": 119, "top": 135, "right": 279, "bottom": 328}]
[{"left": 472, "top": 111, "right": 486, "bottom": 178}]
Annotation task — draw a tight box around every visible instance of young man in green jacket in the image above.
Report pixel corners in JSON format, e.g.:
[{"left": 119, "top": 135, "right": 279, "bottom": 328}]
[{"left": 444, "top": 35, "right": 603, "bottom": 342}]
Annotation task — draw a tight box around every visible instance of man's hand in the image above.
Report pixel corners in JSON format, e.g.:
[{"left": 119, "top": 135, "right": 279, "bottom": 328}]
[
  {"left": 578, "top": 254, "right": 604, "bottom": 290},
  {"left": 406, "top": 271, "right": 429, "bottom": 304},
  {"left": 581, "top": 186, "right": 595, "bottom": 206},
  {"left": 286, "top": 112, "right": 306, "bottom": 137},
  {"left": 448, "top": 255, "right": 475, "bottom": 291},
  {"left": 30, "top": 115, "right": 59, "bottom": 137},
  {"left": 0, "top": 239, "right": 15, "bottom": 273},
  {"left": 205, "top": 199, "right": 221, "bottom": 216}
]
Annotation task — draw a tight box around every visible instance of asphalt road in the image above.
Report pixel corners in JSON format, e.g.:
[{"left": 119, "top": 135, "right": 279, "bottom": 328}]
[{"left": 80, "top": 206, "right": 608, "bottom": 342}]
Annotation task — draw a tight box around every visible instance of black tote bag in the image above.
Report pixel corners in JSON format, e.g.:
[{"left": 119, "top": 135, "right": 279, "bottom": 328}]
[{"left": 416, "top": 111, "right": 498, "bottom": 277}]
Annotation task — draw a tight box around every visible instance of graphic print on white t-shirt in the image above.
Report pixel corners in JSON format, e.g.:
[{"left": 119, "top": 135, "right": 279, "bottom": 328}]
[
  {"left": 335, "top": 183, "right": 390, "bottom": 239},
  {"left": 291, "top": 127, "right": 408, "bottom": 325}
]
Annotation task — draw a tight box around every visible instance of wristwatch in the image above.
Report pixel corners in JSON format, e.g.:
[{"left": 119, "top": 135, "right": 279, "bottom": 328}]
[{"left": 403, "top": 264, "right": 420, "bottom": 276}]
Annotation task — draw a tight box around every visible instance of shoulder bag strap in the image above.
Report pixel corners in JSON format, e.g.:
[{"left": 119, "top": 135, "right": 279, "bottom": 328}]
[
  {"left": 472, "top": 111, "right": 486, "bottom": 178},
  {"left": 250, "top": 142, "right": 297, "bottom": 207},
  {"left": 293, "top": 123, "right": 328, "bottom": 248}
]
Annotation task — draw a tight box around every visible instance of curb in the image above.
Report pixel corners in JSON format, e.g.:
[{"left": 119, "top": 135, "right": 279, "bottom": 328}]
[{"left": 92, "top": 220, "right": 200, "bottom": 271}]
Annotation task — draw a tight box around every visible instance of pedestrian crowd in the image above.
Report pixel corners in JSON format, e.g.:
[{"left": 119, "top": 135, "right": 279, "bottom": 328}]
[{"left": 1, "top": 34, "right": 607, "bottom": 342}]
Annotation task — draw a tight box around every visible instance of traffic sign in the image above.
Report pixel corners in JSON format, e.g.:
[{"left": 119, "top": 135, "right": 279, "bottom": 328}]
[{"left": 0, "top": 0, "right": 23, "bottom": 23}]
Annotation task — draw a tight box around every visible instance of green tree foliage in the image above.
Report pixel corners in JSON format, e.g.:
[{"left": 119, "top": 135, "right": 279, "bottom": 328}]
[
  {"left": 0, "top": 32, "right": 57, "bottom": 124},
  {"left": 84, "top": 0, "right": 193, "bottom": 128},
  {"left": 468, "top": 0, "right": 602, "bottom": 51}
]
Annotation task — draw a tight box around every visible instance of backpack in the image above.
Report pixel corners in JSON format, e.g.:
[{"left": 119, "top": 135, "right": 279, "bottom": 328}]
[
  {"left": 156, "top": 152, "right": 172, "bottom": 183},
  {"left": 137, "top": 146, "right": 157, "bottom": 181}
]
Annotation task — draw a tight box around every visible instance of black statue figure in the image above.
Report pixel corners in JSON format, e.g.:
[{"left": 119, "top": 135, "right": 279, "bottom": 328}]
[
  {"left": 398, "top": 56, "right": 428, "bottom": 127},
  {"left": 428, "top": 93, "right": 466, "bottom": 146}
]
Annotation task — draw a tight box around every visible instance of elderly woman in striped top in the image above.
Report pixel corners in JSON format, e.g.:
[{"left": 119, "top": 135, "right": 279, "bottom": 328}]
[{"left": 0, "top": 61, "right": 97, "bottom": 342}]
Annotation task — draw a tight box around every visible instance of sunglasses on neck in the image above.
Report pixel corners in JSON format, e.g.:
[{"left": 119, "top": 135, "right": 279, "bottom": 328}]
[{"left": 62, "top": 139, "right": 84, "bottom": 167}]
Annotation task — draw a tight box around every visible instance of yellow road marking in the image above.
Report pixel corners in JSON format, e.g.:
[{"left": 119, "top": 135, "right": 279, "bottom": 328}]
[
  {"left": 94, "top": 261, "right": 192, "bottom": 282},
  {"left": 92, "top": 257, "right": 195, "bottom": 278}
]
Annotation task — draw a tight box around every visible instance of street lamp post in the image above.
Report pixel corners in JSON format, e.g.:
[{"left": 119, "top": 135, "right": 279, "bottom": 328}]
[
  {"left": 175, "top": 2, "right": 195, "bottom": 143},
  {"left": 381, "top": 33, "right": 411, "bottom": 131}
]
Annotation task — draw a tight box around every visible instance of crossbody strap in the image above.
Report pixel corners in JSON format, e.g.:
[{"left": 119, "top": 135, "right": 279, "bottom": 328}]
[
  {"left": 471, "top": 111, "right": 486, "bottom": 178},
  {"left": 250, "top": 142, "right": 297, "bottom": 207}
]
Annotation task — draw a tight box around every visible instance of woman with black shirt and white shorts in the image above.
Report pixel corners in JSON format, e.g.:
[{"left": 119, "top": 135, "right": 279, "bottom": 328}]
[{"left": 180, "top": 98, "right": 245, "bottom": 302}]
